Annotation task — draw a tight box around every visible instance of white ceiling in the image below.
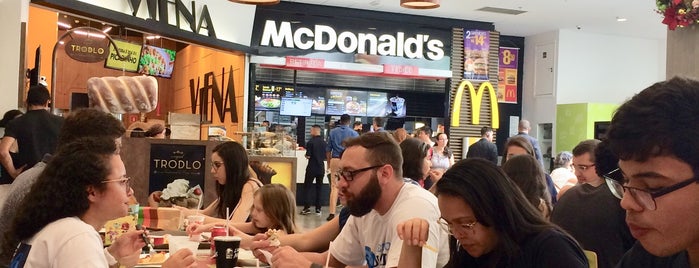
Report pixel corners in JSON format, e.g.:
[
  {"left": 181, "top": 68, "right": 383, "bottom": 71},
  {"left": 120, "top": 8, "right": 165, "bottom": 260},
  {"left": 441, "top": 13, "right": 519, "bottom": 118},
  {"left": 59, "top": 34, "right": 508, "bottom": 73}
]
[{"left": 283, "top": 0, "right": 667, "bottom": 40}]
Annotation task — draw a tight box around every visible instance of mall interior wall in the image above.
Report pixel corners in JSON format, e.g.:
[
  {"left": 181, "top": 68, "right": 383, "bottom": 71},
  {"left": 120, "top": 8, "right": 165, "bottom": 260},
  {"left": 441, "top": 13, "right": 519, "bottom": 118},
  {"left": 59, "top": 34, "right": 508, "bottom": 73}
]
[
  {"left": 523, "top": 29, "right": 666, "bottom": 154},
  {"left": 555, "top": 103, "right": 618, "bottom": 153}
]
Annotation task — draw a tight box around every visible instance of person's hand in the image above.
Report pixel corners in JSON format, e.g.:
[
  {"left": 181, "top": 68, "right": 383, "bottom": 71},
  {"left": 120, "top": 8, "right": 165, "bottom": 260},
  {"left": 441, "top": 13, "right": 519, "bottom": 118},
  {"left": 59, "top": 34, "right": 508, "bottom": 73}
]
[
  {"left": 172, "top": 205, "right": 197, "bottom": 218},
  {"left": 186, "top": 222, "right": 213, "bottom": 235},
  {"left": 108, "top": 230, "right": 146, "bottom": 262},
  {"left": 161, "top": 248, "right": 196, "bottom": 268},
  {"left": 271, "top": 246, "right": 313, "bottom": 268},
  {"left": 429, "top": 169, "right": 445, "bottom": 182},
  {"left": 397, "top": 218, "right": 430, "bottom": 247},
  {"left": 250, "top": 233, "right": 276, "bottom": 263},
  {"left": 226, "top": 225, "right": 252, "bottom": 249}
]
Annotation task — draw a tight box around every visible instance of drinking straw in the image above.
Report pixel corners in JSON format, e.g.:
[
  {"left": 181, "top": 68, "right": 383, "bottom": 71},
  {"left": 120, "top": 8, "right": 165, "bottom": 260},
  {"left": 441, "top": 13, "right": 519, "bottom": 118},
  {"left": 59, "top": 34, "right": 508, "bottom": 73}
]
[
  {"left": 325, "top": 241, "right": 332, "bottom": 268},
  {"left": 226, "top": 207, "right": 230, "bottom": 236},
  {"left": 422, "top": 243, "right": 438, "bottom": 253}
]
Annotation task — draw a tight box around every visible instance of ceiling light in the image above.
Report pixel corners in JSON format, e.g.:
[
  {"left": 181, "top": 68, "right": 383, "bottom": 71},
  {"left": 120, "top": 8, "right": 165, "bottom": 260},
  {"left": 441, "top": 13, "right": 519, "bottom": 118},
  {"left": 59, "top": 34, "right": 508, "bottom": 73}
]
[
  {"left": 146, "top": 35, "right": 161, "bottom": 40},
  {"left": 57, "top": 21, "right": 72, "bottom": 29},
  {"left": 400, "top": 0, "right": 440, "bottom": 9},
  {"left": 616, "top": 17, "right": 627, "bottom": 22},
  {"left": 102, "top": 26, "right": 112, "bottom": 33},
  {"left": 73, "top": 30, "right": 106, "bottom": 39},
  {"left": 228, "top": 0, "right": 280, "bottom": 5}
]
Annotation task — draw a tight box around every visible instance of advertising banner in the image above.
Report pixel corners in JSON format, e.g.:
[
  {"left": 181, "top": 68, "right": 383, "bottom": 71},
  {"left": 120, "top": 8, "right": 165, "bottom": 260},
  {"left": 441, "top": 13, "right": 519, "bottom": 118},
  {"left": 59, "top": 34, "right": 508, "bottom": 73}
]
[
  {"left": 463, "top": 30, "right": 490, "bottom": 81},
  {"left": 105, "top": 39, "right": 142, "bottom": 72},
  {"left": 498, "top": 47, "right": 519, "bottom": 103},
  {"left": 149, "top": 144, "right": 206, "bottom": 194}
]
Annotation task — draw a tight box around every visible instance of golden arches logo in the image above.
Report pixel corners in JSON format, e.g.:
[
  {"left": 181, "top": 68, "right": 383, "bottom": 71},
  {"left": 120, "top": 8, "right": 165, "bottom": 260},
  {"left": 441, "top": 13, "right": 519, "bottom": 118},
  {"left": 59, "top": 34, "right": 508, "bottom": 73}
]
[{"left": 451, "top": 80, "right": 499, "bottom": 129}]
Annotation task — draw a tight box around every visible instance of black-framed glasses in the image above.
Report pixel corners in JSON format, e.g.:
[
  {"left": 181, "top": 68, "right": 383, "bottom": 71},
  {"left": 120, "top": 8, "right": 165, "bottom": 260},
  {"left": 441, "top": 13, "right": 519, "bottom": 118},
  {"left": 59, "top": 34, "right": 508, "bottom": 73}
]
[
  {"left": 575, "top": 163, "right": 595, "bottom": 171},
  {"left": 102, "top": 176, "right": 131, "bottom": 192},
  {"left": 605, "top": 168, "right": 699, "bottom": 210},
  {"left": 337, "top": 165, "right": 384, "bottom": 182},
  {"left": 211, "top": 161, "right": 223, "bottom": 171},
  {"left": 438, "top": 217, "right": 477, "bottom": 236}
]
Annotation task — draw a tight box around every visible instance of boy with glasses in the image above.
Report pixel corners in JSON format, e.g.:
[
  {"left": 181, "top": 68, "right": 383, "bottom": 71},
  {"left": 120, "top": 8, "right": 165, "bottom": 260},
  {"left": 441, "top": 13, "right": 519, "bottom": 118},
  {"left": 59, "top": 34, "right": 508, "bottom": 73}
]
[{"left": 607, "top": 77, "right": 699, "bottom": 267}]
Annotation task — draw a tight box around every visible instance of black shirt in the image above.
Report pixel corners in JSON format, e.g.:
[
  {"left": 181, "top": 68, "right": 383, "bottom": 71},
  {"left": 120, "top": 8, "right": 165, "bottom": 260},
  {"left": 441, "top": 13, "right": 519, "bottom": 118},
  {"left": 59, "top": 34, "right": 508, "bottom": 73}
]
[
  {"left": 616, "top": 242, "right": 689, "bottom": 268},
  {"left": 305, "top": 135, "right": 327, "bottom": 175},
  {"left": 447, "top": 228, "right": 588, "bottom": 268},
  {"left": 3, "top": 109, "right": 63, "bottom": 170},
  {"left": 550, "top": 183, "right": 635, "bottom": 268}
]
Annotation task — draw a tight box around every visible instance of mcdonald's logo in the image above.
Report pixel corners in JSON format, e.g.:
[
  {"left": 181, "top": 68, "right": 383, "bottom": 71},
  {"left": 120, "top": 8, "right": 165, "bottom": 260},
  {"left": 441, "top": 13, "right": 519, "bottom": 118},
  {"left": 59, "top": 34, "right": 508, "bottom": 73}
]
[{"left": 450, "top": 80, "right": 499, "bottom": 129}]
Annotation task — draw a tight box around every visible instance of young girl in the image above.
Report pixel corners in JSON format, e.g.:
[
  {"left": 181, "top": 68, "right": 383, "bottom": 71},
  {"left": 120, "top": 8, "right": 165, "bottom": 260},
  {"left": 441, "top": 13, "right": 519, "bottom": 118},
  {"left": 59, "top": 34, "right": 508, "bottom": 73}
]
[{"left": 188, "top": 183, "right": 297, "bottom": 249}]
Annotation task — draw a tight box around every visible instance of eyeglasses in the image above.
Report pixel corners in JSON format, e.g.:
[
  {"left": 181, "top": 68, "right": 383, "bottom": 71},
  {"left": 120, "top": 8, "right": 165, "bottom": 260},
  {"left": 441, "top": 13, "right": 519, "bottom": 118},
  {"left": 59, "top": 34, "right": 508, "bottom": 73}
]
[
  {"left": 605, "top": 168, "right": 699, "bottom": 210},
  {"left": 102, "top": 176, "right": 131, "bottom": 192},
  {"left": 438, "top": 217, "right": 477, "bottom": 236},
  {"left": 575, "top": 163, "right": 595, "bottom": 171},
  {"left": 211, "top": 161, "right": 223, "bottom": 171},
  {"left": 337, "top": 165, "right": 384, "bottom": 182}
]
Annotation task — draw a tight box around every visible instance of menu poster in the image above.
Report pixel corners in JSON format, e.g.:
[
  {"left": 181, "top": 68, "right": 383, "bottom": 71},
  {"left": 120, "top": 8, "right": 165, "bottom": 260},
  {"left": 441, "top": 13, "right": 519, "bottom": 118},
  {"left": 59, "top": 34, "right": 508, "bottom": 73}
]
[
  {"left": 367, "top": 92, "right": 388, "bottom": 117},
  {"left": 149, "top": 144, "right": 206, "bottom": 194},
  {"left": 498, "top": 47, "right": 519, "bottom": 103},
  {"left": 292, "top": 86, "right": 326, "bottom": 114},
  {"left": 104, "top": 39, "right": 142, "bottom": 72},
  {"left": 254, "top": 84, "right": 286, "bottom": 111},
  {"left": 326, "top": 89, "right": 346, "bottom": 115},
  {"left": 463, "top": 30, "right": 490, "bottom": 81},
  {"left": 344, "top": 90, "right": 367, "bottom": 116}
]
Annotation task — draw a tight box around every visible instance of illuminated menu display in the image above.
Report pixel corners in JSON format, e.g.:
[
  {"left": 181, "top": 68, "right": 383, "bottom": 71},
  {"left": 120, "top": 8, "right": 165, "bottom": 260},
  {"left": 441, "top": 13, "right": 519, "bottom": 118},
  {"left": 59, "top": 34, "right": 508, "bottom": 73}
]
[
  {"left": 326, "top": 89, "right": 367, "bottom": 116},
  {"left": 366, "top": 92, "right": 388, "bottom": 117}
]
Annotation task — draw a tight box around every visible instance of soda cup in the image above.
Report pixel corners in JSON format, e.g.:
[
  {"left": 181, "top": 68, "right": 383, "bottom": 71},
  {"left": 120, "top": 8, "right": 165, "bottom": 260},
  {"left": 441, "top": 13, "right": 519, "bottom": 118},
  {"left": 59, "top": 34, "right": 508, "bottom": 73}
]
[{"left": 210, "top": 225, "right": 227, "bottom": 255}]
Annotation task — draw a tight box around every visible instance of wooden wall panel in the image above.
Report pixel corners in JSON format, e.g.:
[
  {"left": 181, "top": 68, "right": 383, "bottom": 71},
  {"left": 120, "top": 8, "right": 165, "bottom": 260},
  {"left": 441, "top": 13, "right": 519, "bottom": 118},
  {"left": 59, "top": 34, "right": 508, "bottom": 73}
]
[{"left": 171, "top": 45, "right": 246, "bottom": 141}]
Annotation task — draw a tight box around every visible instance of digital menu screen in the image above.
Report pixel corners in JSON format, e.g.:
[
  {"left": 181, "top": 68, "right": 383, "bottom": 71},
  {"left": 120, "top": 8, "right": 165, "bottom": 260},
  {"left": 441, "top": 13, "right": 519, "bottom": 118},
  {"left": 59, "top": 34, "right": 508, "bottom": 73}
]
[
  {"left": 138, "top": 45, "right": 176, "bottom": 78},
  {"left": 254, "top": 84, "right": 290, "bottom": 111},
  {"left": 280, "top": 97, "right": 312, "bottom": 116},
  {"left": 289, "top": 86, "right": 326, "bottom": 114},
  {"left": 326, "top": 89, "right": 367, "bottom": 116},
  {"left": 366, "top": 92, "right": 388, "bottom": 117}
]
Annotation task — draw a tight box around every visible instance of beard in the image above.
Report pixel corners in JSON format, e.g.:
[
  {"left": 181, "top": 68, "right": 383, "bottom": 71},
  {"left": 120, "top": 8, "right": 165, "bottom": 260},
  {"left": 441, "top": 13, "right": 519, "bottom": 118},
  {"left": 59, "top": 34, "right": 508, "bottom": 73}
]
[{"left": 344, "top": 173, "right": 382, "bottom": 217}]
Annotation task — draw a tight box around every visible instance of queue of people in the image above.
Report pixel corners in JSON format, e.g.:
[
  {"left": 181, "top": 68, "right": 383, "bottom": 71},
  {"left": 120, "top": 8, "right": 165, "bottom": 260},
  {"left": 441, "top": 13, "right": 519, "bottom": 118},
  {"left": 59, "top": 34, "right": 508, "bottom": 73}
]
[{"left": 1, "top": 76, "right": 698, "bottom": 268}]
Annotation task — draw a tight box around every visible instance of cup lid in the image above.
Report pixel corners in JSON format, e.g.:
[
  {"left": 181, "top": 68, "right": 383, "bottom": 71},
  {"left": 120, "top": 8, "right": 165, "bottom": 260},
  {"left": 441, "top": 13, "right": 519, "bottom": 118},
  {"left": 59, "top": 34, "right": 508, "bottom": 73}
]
[{"left": 214, "top": 236, "right": 241, "bottom": 242}]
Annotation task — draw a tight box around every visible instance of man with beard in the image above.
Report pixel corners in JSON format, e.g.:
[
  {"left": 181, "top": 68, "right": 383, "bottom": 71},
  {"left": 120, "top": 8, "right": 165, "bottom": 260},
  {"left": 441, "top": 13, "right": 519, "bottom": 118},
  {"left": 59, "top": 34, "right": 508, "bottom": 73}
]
[{"left": 268, "top": 132, "right": 444, "bottom": 268}]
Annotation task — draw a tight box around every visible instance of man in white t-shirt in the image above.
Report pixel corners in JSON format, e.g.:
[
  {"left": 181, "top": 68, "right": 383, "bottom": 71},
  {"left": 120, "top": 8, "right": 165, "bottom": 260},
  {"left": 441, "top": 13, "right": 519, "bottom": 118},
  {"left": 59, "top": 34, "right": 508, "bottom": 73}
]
[{"left": 267, "top": 132, "right": 445, "bottom": 268}]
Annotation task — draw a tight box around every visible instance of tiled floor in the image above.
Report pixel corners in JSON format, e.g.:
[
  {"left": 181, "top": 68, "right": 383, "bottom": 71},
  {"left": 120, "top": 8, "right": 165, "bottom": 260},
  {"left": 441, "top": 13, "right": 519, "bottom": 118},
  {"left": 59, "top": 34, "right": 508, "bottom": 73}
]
[{"left": 294, "top": 206, "right": 334, "bottom": 232}]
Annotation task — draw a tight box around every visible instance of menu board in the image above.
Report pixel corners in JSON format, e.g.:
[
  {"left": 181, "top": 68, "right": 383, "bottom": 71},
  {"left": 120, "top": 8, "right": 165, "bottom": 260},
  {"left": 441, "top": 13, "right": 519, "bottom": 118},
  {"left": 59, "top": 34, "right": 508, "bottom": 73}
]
[
  {"left": 326, "top": 89, "right": 367, "bottom": 116},
  {"left": 288, "top": 86, "right": 326, "bottom": 114},
  {"left": 254, "top": 84, "right": 287, "bottom": 111},
  {"left": 138, "top": 45, "right": 176, "bottom": 78},
  {"left": 280, "top": 97, "right": 312, "bottom": 116},
  {"left": 366, "top": 92, "right": 388, "bottom": 117}
]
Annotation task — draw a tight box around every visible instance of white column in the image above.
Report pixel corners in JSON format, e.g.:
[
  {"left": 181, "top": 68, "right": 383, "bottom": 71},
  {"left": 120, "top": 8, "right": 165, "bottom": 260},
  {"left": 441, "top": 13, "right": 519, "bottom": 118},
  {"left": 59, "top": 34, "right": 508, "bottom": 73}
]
[{"left": 0, "top": 0, "right": 29, "bottom": 111}]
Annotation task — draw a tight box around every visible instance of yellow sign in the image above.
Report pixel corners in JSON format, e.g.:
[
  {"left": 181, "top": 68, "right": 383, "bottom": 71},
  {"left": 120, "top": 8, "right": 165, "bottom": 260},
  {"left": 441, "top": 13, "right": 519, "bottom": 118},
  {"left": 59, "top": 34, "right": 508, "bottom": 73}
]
[
  {"left": 451, "top": 80, "right": 499, "bottom": 129},
  {"left": 105, "top": 39, "right": 143, "bottom": 72}
]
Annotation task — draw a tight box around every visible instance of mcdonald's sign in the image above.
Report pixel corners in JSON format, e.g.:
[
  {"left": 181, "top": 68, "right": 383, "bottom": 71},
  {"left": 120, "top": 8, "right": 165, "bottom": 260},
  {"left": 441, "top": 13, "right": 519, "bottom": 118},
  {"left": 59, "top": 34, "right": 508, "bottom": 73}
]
[{"left": 450, "top": 80, "right": 499, "bottom": 129}]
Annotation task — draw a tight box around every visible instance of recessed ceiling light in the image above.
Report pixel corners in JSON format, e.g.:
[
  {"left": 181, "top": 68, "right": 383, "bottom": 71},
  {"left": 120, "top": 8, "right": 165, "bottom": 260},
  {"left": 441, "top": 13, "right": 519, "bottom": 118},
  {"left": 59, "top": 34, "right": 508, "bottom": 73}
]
[{"left": 616, "top": 17, "right": 627, "bottom": 22}]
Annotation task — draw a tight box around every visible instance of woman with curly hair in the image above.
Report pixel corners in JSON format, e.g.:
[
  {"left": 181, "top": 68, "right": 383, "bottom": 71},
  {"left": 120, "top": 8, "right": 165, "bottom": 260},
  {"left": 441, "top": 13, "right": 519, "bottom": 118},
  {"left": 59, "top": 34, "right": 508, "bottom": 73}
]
[
  {"left": 398, "top": 159, "right": 588, "bottom": 267},
  {"left": 2, "top": 137, "right": 194, "bottom": 267},
  {"left": 179, "top": 141, "right": 262, "bottom": 223}
]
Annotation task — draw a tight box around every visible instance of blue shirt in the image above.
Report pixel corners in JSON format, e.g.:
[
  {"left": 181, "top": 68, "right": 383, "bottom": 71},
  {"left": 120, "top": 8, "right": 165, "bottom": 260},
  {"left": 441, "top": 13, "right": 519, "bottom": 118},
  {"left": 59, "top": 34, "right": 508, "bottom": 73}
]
[{"left": 326, "top": 125, "right": 359, "bottom": 158}]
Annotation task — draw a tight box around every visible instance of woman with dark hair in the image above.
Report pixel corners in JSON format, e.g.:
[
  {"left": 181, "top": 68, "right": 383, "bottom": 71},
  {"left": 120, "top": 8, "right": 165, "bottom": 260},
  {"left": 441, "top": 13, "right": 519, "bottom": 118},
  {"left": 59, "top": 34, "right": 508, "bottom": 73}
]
[
  {"left": 398, "top": 158, "right": 588, "bottom": 267},
  {"left": 144, "top": 123, "right": 166, "bottom": 139},
  {"left": 502, "top": 136, "right": 558, "bottom": 204},
  {"left": 2, "top": 137, "right": 194, "bottom": 267},
  {"left": 501, "top": 154, "right": 552, "bottom": 218},
  {"left": 400, "top": 138, "right": 432, "bottom": 188},
  {"left": 179, "top": 141, "right": 262, "bottom": 223},
  {"left": 432, "top": 133, "right": 454, "bottom": 171}
]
